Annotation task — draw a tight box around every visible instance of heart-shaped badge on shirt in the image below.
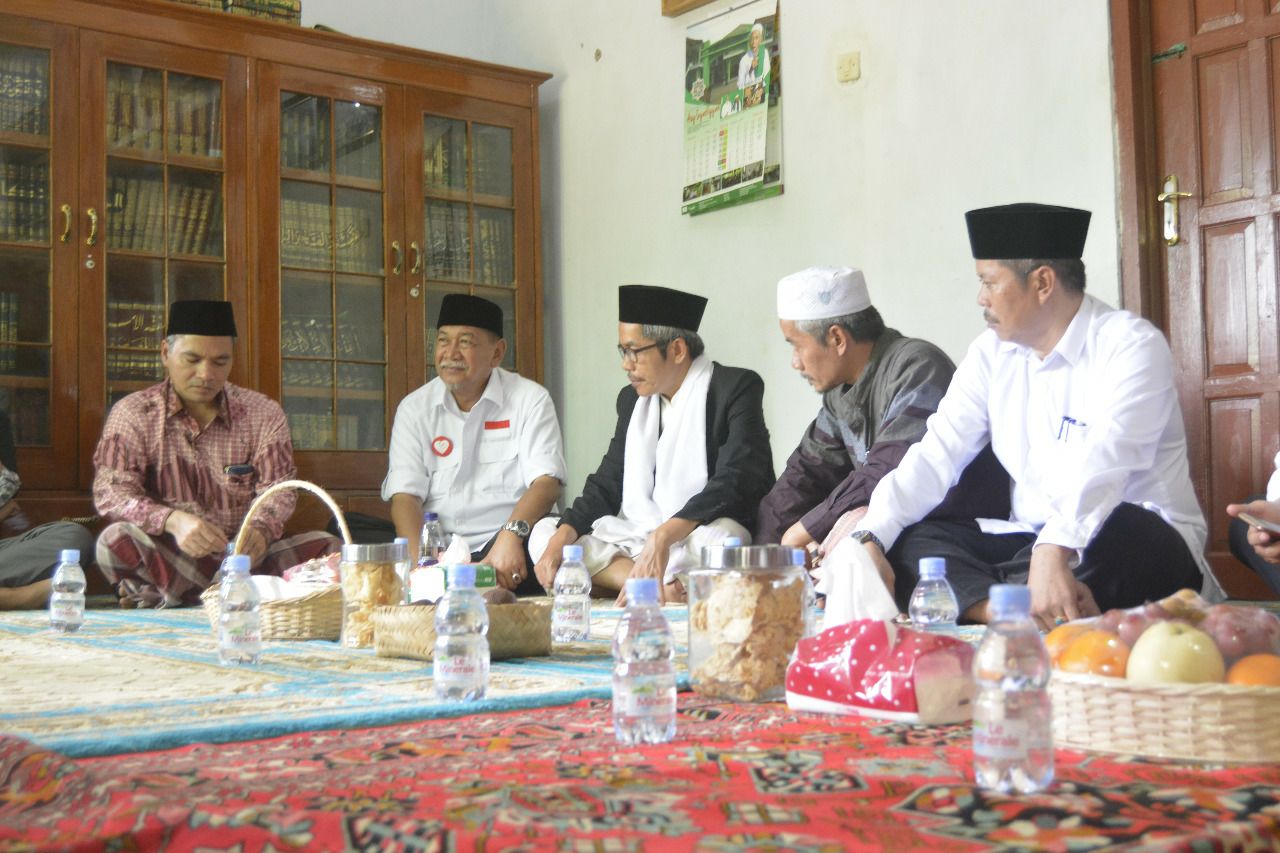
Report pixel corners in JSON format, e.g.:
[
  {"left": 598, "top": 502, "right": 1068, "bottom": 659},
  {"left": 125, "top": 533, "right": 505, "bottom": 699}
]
[{"left": 431, "top": 435, "right": 454, "bottom": 457}]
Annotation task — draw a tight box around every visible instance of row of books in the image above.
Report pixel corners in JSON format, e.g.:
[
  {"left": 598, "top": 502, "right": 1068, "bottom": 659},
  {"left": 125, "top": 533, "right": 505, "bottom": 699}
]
[
  {"left": 105, "top": 176, "right": 223, "bottom": 256},
  {"left": 281, "top": 314, "right": 377, "bottom": 360},
  {"left": 0, "top": 160, "right": 49, "bottom": 244},
  {"left": 106, "top": 301, "right": 164, "bottom": 351},
  {"left": 280, "top": 198, "right": 379, "bottom": 272},
  {"left": 106, "top": 349, "right": 163, "bottom": 382},
  {"left": 422, "top": 125, "right": 512, "bottom": 199},
  {"left": 286, "top": 412, "right": 364, "bottom": 451},
  {"left": 106, "top": 71, "right": 224, "bottom": 157},
  {"left": 281, "top": 108, "right": 330, "bottom": 173},
  {"left": 283, "top": 359, "right": 382, "bottom": 390},
  {"left": 0, "top": 50, "right": 49, "bottom": 137},
  {"left": 424, "top": 201, "right": 470, "bottom": 280},
  {"left": 0, "top": 292, "right": 19, "bottom": 372},
  {"left": 167, "top": 0, "right": 300, "bottom": 23},
  {"left": 474, "top": 211, "right": 515, "bottom": 285},
  {"left": 3, "top": 389, "right": 47, "bottom": 446}
]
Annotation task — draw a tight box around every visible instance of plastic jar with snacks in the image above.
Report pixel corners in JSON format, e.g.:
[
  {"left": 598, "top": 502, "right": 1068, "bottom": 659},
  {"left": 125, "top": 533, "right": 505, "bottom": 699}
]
[
  {"left": 340, "top": 542, "right": 406, "bottom": 648},
  {"left": 688, "top": 543, "right": 810, "bottom": 702}
]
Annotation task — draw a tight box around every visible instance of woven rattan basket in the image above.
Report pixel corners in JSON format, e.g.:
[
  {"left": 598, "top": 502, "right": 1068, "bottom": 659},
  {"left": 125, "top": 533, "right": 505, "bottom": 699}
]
[
  {"left": 201, "top": 480, "right": 351, "bottom": 641},
  {"left": 373, "top": 599, "right": 553, "bottom": 661},
  {"left": 1049, "top": 670, "right": 1280, "bottom": 763}
]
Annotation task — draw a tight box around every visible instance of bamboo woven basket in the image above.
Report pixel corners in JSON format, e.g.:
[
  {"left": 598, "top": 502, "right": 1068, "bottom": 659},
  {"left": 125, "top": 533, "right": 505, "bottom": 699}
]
[
  {"left": 1049, "top": 670, "right": 1280, "bottom": 763},
  {"left": 373, "top": 599, "right": 553, "bottom": 661},
  {"left": 201, "top": 480, "right": 350, "bottom": 641}
]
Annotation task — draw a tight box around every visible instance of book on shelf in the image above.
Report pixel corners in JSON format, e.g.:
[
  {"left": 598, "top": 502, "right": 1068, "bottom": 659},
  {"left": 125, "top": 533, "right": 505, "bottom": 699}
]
[
  {"left": 0, "top": 292, "right": 18, "bottom": 372},
  {"left": 0, "top": 49, "right": 49, "bottom": 137},
  {"left": 106, "top": 300, "right": 164, "bottom": 350}
]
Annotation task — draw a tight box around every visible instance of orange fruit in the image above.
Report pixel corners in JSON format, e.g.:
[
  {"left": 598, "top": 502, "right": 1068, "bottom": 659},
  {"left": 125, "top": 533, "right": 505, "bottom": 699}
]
[
  {"left": 1045, "top": 621, "right": 1094, "bottom": 665},
  {"left": 1057, "top": 629, "right": 1130, "bottom": 677},
  {"left": 1226, "top": 653, "right": 1280, "bottom": 686}
]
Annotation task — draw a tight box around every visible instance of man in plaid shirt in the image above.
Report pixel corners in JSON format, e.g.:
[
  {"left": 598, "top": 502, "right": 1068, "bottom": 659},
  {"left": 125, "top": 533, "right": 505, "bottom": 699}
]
[{"left": 93, "top": 301, "right": 340, "bottom": 607}]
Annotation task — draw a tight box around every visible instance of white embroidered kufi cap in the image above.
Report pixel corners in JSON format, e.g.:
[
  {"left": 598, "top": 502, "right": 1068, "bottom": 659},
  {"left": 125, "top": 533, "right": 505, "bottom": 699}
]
[{"left": 776, "top": 266, "right": 871, "bottom": 320}]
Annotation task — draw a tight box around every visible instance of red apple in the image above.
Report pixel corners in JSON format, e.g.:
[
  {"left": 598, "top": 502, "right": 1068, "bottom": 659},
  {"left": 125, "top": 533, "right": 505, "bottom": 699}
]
[
  {"left": 1116, "top": 611, "right": 1157, "bottom": 648},
  {"left": 1096, "top": 608, "right": 1126, "bottom": 634},
  {"left": 1126, "top": 621, "right": 1225, "bottom": 684}
]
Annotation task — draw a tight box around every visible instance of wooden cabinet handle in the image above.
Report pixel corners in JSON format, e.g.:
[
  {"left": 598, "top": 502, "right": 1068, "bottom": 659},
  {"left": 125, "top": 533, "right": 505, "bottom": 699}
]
[
  {"left": 59, "top": 204, "right": 72, "bottom": 243},
  {"left": 409, "top": 241, "right": 421, "bottom": 275},
  {"left": 391, "top": 240, "right": 402, "bottom": 274},
  {"left": 85, "top": 208, "right": 98, "bottom": 246}
]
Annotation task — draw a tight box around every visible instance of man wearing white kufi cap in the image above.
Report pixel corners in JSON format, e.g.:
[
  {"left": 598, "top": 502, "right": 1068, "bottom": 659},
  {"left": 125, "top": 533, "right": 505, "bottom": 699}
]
[{"left": 757, "top": 266, "right": 1008, "bottom": 562}]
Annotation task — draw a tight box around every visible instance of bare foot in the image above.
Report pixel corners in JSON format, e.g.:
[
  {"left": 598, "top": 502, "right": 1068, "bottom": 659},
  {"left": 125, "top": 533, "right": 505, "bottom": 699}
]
[{"left": 0, "top": 578, "right": 52, "bottom": 611}]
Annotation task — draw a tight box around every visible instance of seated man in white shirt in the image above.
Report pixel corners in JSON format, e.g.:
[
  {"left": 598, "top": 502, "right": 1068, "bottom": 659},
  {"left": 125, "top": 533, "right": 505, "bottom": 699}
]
[
  {"left": 1226, "top": 453, "right": 1280, "bottom": 596},
  {"left": 850, "top": 202, "right": 1222, "bottom": 630},
  {"left": 383, "top": 295, "right": 566, "bottom": 594}
]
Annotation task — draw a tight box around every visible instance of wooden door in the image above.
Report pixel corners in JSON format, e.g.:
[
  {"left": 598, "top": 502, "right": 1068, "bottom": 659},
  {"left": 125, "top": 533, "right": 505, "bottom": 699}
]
[
  {"left": 1145, "top": 1, "right": 1280, "bottom": 598},
  {"left": 0, "top": 16, "right": 79, "bottom": 490},
  {"left": 401, "top": 90, "right": 541, "bottom": 388},
  {"left": 253, "top": 62, "right": 408, "bottom": 490},
  {"left": 77, "top": 30, "right": 248, "bottom": 488}
]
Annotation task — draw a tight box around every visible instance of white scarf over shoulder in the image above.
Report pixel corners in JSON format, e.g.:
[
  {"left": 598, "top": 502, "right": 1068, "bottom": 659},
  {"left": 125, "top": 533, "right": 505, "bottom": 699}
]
[{"left": 591, "top": 355, "right": 713, "bottom": 543}]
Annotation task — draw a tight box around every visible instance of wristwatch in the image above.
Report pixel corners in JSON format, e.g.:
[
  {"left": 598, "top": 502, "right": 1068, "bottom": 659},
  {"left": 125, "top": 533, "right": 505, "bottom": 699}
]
[
  {"left": 502, "top": 519, "right": 531, "bottom": 540},
  {"left": 851, "top": 529, "right": 885, "bottom": 552}
]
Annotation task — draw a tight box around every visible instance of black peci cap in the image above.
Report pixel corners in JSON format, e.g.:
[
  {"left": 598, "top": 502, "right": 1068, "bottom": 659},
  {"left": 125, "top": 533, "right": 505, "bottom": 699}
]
[
  {"left": 166, "top": 300, "right": 237, "bottom": 337},
  {"left": 618, "top": 285, "right": 708, "bottom": 331},
  {"left": 965, "top": 202, "right": 1091, "bottom": 260},
  {"left": 437, "top": 294, "right": 504, "bottom": 339}
]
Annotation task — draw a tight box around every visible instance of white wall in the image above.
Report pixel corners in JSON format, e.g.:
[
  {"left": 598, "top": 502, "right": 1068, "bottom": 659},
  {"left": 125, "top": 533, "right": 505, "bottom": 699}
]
[{"left": 303, "top": 0, "right": 1119, "bottom": 501}]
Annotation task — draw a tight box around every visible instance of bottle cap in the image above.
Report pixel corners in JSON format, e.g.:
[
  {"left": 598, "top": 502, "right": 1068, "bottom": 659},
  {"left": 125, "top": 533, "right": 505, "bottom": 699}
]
[
  {"left": 625, "top": 577, "right": 659, "bottom": 605},
  {"left": 722, "top": 536, "right": 743, "bottom": 547},
  {"left": 447, "top": 562, "right": 477, "bottom": 588},
  {"left": 60, "top": 549, "right": 80, "bottom": 563},
  {"left": 988, "top": 583, "right": 1030, "bottom": 620},
  {"left": 393, "top": 537, "right": 409, "bottom": 545},
  {"left": 790, "top": 547, "right": 806, "bottom": 566},
  {"left": 225, "top": 554, "right": 251, "bottom": 575},
  {"left": 423, "top": 511, "right": 439, "bottom": 522},
  {"left": 919, "top": 557, "right": 946, "bottom": 579},
  {"left": 562, "top": 544, "right": 584, "bottom": 561}
]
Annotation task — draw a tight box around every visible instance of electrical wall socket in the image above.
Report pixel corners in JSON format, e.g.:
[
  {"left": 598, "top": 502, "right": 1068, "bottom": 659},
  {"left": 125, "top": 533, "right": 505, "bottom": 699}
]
[{"left": 837, "top": 51, "right": 861, "bottom": 83}]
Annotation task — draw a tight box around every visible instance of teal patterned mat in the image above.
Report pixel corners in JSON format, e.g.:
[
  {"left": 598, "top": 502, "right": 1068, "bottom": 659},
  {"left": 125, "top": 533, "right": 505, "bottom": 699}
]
[{"left": 0, "top": 605, "right": 688, "bottom": 758}]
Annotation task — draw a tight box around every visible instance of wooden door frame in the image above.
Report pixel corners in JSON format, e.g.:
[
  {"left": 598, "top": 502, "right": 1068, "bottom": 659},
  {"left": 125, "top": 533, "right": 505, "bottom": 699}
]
[{"left": 1111, "top": 0, "right": 1165, "bottom": 326}]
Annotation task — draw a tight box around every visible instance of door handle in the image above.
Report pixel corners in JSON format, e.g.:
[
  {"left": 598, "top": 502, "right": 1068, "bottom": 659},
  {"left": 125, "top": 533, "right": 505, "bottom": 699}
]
[
  {"left": 391, "top": 240, "right": 402, "bottom": 275},
  {"left": 1157, "top": 174, "right": 1193, "bottom": 246},
  {"left": 85, "top": 207, "right": 98, "bottom": 246},
  {"left": 59, "top": 204, "right": 72, "bottom": 243}
]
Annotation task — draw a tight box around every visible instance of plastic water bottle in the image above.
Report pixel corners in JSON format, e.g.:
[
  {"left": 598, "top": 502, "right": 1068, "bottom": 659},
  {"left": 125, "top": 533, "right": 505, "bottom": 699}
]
[
  {"left": 49, "top": 549, "right": 86, "bottom": 634},
  {"left": 612, "top": 577, "right": 677, "bottom": 744},
  {"left": 393, "top": 537, "right": 411, "bottom": 604},
  {"left": 552, "top": 544, "right": 591, "bottom": 642},
  {"left": 973, "top": 584, "right": 1054, "bottom": 794},
  {"left": 434, "top": 563, "right": 489, "bottom": 700},
  {"left": 211, "top": 541, "right": 235, "bottom": 586},
  {"left": 419, "top": 511, "right": 446, "bottom": 568},
  {"left": 218, "top": 554, "right": 262, "bottom": 666},
  {"left": 908, "top": 556, "right": 959, "bottom": 631}
]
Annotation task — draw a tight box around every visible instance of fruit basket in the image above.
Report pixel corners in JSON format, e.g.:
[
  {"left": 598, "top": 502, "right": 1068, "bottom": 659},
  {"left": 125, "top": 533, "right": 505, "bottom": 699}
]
[
  {"left": 201, "top": 480, "right": 350, "bottom": 641},
  {"left": 1049, "top": 670, "right": 1280, "bottom": 763}
]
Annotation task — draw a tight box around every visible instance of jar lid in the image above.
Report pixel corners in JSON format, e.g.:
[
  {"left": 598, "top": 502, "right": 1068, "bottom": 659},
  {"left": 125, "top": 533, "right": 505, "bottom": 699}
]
[
  {"left": 341, "top": 542, "right": 404, "bottom": 562},
  {"left": 696, "top": 543, "right": 804, "bottom": 571}
]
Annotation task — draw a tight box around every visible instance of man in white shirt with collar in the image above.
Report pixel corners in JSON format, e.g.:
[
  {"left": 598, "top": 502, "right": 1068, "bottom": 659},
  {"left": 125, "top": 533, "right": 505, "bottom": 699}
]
[
  {"left": 383, "top": 294, "right": 565, "bottom": 594},
  {"left": 851, "top": 202, "right": 1222, "bottom": 630}
]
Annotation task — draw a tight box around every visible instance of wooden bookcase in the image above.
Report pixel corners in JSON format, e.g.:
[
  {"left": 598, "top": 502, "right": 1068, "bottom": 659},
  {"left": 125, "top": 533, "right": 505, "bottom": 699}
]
[{"left": 0, "top": 0, "right": 548, "bottom": 528}]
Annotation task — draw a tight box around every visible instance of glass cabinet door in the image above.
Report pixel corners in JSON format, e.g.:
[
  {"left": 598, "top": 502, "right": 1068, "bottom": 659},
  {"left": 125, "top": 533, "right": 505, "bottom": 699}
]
[
  {"left": 103, "top": 63, "right": 228, "bottom": 410},
  {"left": 0, "top": 42, "right": 54, "bottom": 447},
  {"left": 274, "top": 80, "right": 389, "bottom": 455},
  {"left": 415, "top": 105, "right": 529, "bottom": 381}
]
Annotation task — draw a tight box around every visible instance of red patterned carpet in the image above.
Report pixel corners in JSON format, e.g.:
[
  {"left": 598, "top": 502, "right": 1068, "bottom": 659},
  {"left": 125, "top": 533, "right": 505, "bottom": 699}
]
[{"left": 3, "top": 694, "right": 1280, "bottom": 852}]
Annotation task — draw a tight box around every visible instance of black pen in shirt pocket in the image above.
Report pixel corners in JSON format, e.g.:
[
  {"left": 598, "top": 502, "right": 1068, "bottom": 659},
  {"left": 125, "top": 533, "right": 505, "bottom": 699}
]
[{"left": 224, "top": 463, "right": 255, "bottom": 476}]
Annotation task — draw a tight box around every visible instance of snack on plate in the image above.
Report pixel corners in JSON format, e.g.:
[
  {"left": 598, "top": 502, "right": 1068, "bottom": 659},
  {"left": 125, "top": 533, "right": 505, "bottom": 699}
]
[
  {"left": 340, "top": 560, "right": 403, "bottom": 648},
  {"left": 690, "top": 570, "right": 805, "bottom": 702},
  {"left": 1050, "top": 590, "right": 1280, "bottom": 684},
  {"left": 785, "top": 618, "right": 976, "bottom": 724}
]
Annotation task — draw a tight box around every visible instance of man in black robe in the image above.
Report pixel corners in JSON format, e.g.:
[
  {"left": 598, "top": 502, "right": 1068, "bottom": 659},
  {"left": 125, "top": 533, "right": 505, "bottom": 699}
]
[{"left": 530, "top": 285, "right": 775, "bottom": 602}]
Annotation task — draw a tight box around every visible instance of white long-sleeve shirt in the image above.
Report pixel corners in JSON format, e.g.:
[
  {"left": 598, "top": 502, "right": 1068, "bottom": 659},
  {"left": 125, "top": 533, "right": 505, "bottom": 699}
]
[{"left": 860, "top": 294, "right": 1222, "bottom": 598}]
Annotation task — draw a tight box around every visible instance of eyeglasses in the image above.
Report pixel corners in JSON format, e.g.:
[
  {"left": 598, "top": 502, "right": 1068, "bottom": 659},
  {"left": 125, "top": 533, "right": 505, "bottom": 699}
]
[{"left": 617, "top": 342, "right": 660, "bottom": 362}]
